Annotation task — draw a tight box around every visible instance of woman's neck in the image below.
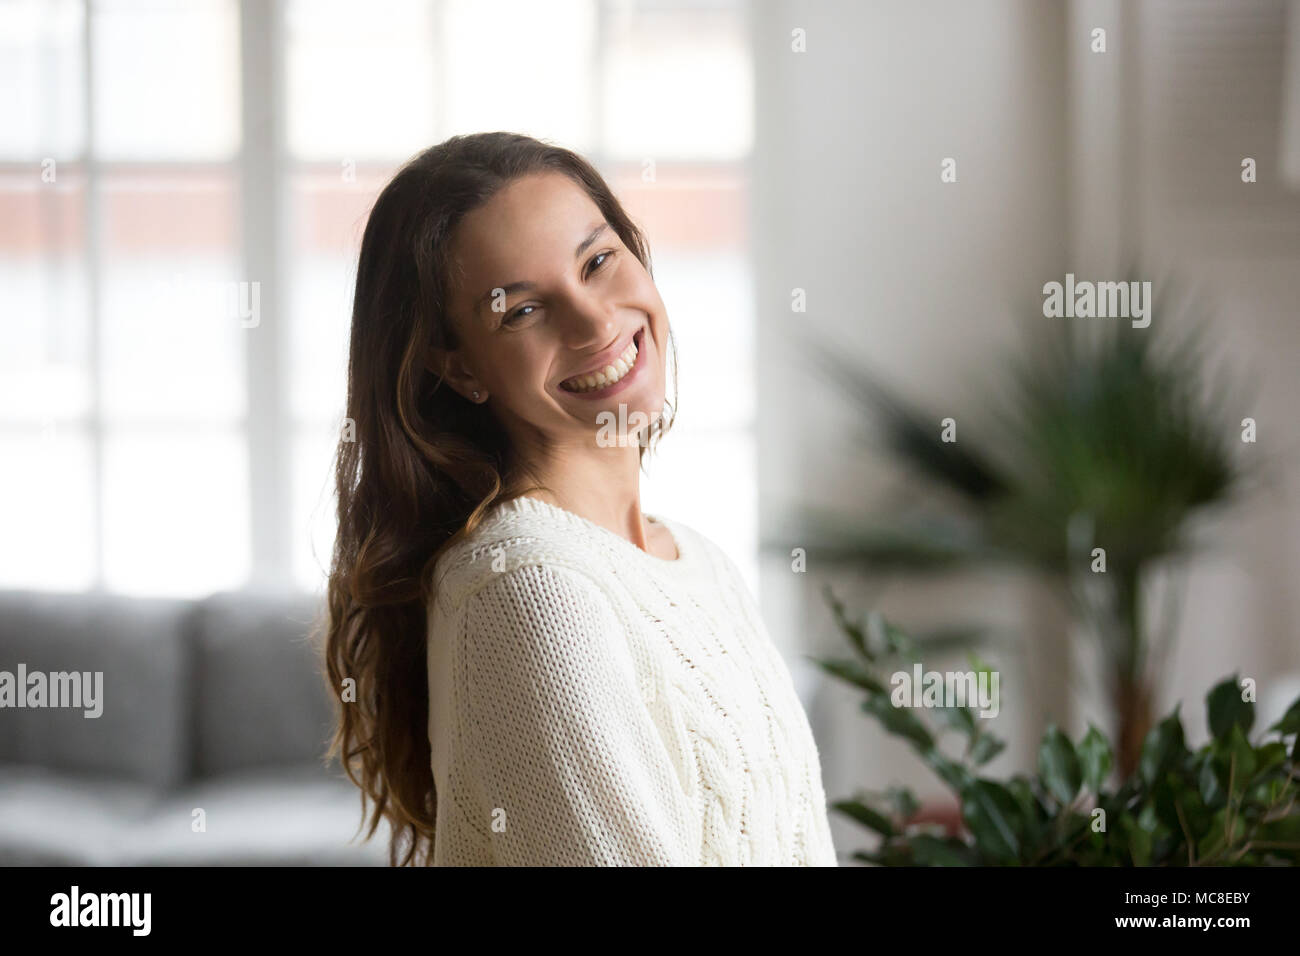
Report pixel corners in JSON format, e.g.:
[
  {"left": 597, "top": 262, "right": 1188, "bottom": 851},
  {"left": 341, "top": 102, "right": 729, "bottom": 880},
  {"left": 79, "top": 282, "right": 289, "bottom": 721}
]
[{"left": 506, "top": 445, "right": 651, "bottom": 551}]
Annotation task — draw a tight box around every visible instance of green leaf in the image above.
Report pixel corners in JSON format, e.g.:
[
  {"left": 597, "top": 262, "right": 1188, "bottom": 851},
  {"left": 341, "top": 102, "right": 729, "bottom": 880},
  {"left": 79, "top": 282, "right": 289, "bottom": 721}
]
[
  {"left": 1077, "top": 724, "right": 1113, "bottom": 793},
  {"left": 1198, "top": 755, "right": 1226, "bottom": 810},
  {"left": 813, "top": 656, "right": 884, "bottom": 694},
  {"left": 1255, "top": 741, "right": 1288, "bottom": 777},
  {"left": 1038, "top": 725, "right": 1083, "bottom": 805},
  {"left": 1206, "top": 675, "right": 1254, "bottom": 740},
  {"left": 1254, "top": 811, "right": 1300, "bottom": 845},
  {"left": 833, "top": 799, "right": 895, "bottom": 837},
  {"left": 909, "top": 834, "right": 976, "bottom": 866},
  {"left": 861, "top": 694, "right": 936, "bottom": 751},
  {"left": 802, "top": 338, "right": 1010, "bottom": 505},
  {"left": 1007, "top": 777, "right": 1048, "bottom": 847},
  {"left": 870, "top": 612, "right": 920, "bottom": 661},
  {"left": 1267, "top": 694, "right": 1300, "bottom": 735},
  {"left": 1139, "top": 705, "right": 1187, "bottom": 788},
  {"left": 960, "top": 779, "right": 1023, "bottom": 862},
  {"left": 821, "top": 586, "right": 873, "bottom": 661},
  {"left": 1122, "top": 814, "right": 1154, "bottom": 866},
  {"left": 970, "top": 732, "right": 1006, "bottom": 766},
  {"left": 1197, "top": 808, "right": 1228, "bottom": 860},
  {"left": 934, "top": 701, "right": 978, "bottom": 737},
  {"left": 1153, "top": 772, "right": 1211, "bottom": 840},
  {"left": 853, "top": 841, "right": 915, "bottom": 866},
  {"left": 883, "top": 786, "right": 921, "bottom": 822},
  {"left": 924, "top": 749, "right": 974, "bottom": 792},
  {"left": 1224, "top": 723, "right": 1257, "bottom": 783}
]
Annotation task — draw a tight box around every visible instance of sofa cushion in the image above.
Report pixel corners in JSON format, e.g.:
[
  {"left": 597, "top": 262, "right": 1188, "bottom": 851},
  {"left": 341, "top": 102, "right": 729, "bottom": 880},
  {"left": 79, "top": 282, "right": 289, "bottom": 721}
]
[
  {"left": 0, "top": 589, "right": 192, "bottom": 790},
  {"left": 0, "top": 762, "right": 160, "bottom": 865},
  {"left": 190, "top": 591, "right": 336, "bottom": 777},
  {"left": 118, "top": 764, "right": 389, "bottom": 865},
  {"left": 0, "top": 761, "right": 388, "bottom": 865}
]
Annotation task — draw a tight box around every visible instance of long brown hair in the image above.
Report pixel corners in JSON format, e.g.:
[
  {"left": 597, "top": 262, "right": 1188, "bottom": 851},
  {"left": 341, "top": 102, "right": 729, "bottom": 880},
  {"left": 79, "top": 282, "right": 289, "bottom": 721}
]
[{"left": 319, "top": 132, "right": 678, "bottom": 866}]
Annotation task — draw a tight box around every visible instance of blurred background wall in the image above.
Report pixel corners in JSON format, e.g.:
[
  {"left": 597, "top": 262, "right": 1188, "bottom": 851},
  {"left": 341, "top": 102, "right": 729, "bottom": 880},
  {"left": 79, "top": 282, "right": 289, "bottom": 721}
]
[
  {"left": 1, "top": 0, "right": 1298, "bottom": 864},
  {"left": 752, "top": 0, "right": 1072, "bottom": 850},
  {"left": 752, "top": 0, "right": 1300, "bottom": 854}
]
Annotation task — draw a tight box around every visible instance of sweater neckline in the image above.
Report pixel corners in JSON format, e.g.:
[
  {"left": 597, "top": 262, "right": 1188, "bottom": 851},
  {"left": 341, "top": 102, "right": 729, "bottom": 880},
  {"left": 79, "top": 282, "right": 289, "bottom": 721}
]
[{"left": 497, "top": 494, "right": 698, "bottom": 574}]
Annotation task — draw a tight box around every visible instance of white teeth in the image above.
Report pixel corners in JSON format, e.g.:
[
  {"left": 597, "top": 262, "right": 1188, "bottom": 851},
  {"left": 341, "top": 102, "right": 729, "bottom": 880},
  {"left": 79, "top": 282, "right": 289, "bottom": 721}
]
[{"left": 562, "top": 335, "right": 640, "bottom": 393}]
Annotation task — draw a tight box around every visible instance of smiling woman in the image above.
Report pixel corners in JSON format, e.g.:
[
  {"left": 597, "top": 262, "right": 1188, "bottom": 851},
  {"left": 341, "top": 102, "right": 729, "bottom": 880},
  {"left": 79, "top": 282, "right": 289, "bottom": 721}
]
[{"left": 319, "top": 132, "right": 837, "bottom": 867}]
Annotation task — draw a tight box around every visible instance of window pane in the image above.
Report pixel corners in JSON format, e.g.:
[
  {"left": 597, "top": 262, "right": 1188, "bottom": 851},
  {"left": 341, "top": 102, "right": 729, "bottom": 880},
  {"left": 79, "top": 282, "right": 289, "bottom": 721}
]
[
  {"left": 0, "top": 0, "right": 85, "bottom": 160},
  {"left": 101, "top": 173, "right": 244, "bottom": 423},
  {"left": 288, "top": 170, "right": 386, "bottom": 422},
  {"left": 441, "top": 0, "right": 596, "bottom": 152},
  {"left": 91, "top": 0, "right": 240, "bottom": 160},
  {"left": 103, "top": 427, "right": 248, "bottom": 595},
  {"left": 608, "top": 164, "right": 753, "bottom": 431},
  {"left": 643, "top": 426, "right": 758, "bottom": 595},
  {"left": 602, "top": 1, "right": 752, "bottom": 161},
  {"left": 0, "top": 173, "right": 91, "bottom": 422},
  {"left": 0, "top": 429, "right": 95, "bottom": 589},
  {"left": 286, "top": 0, "right": 436, "bottom": 161},
  {"left": 611, "top": 161, "right": 749, "bottom": 247},
  {"left": 648, "top": 246, "right": 754, "bottom": 430},
  {"left": 292, "top": 423, "right": 342, "bottom": 593}
]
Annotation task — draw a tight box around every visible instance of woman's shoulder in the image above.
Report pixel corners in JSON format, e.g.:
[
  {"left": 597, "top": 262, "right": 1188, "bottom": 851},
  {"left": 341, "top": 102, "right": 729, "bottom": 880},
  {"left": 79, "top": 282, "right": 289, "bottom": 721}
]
[
  {"left": 648, "top": 513, "right": 741, "bottom": 581},
  {"left": 429, "top": 497, "right": 618, "bottom": 612}
]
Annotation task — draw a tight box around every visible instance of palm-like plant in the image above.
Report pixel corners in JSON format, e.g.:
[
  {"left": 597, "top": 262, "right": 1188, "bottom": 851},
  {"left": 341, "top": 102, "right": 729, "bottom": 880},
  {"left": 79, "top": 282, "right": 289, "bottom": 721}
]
[{"left": 799, "top": 278, "right": 1256, "bottom": 779}]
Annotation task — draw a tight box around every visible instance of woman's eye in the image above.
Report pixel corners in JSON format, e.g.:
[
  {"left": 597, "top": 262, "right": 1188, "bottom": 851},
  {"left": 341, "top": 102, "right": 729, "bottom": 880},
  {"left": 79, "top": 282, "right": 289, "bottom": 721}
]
[
  {"left": 587, "top": 250, "right": 615, "bottom": 276},
  {"left": 502, "top": 252, "right": 615, "bottom": 327},
  {"left": 504, "top": 304, "right": 535, "bottom": 325}
]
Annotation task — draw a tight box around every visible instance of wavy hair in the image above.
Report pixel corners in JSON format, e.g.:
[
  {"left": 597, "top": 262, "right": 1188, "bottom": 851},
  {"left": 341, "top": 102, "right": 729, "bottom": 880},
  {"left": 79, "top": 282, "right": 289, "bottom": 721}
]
[{"left": 319, "top": 132, "right": 678, "bottom": 865}]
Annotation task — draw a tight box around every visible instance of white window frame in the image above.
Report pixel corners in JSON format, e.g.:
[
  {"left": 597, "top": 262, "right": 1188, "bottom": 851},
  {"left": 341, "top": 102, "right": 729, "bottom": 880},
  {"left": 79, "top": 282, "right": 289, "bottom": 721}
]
[{"left": 3, "top": 0, "right": 756, "bottom": 596}]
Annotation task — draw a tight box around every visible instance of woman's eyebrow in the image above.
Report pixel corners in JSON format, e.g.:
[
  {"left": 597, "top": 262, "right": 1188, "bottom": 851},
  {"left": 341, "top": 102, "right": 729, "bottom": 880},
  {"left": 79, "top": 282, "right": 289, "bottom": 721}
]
[
  {"left": 573, "top": 220, "right": 609, "bottom": 259},
  {"left": 472, "top": 221, "right": 610, "bottom": 317}
]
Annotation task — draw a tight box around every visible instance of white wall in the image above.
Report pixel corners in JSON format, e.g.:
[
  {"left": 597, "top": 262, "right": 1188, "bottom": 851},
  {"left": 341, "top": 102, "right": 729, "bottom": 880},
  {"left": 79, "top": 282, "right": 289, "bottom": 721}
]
[
  {"left": 751, "top": 0, "right": 1300, "bottom": 862},
  {"left": 749, "top": 0, "right": 1070, "bottom": 855}
]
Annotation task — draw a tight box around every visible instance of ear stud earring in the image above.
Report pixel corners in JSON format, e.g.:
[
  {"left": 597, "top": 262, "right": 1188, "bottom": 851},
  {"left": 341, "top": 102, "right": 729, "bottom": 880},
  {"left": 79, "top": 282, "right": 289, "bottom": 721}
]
[{"left": 471, "top": 391, "right": 481, "bottom": 401}]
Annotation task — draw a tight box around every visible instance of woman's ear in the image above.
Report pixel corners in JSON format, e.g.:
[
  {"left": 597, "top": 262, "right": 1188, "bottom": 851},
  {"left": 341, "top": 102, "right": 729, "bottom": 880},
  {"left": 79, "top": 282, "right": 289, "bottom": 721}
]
[{"left": 427, "top": 346, "right": 487, "bottom": 403}]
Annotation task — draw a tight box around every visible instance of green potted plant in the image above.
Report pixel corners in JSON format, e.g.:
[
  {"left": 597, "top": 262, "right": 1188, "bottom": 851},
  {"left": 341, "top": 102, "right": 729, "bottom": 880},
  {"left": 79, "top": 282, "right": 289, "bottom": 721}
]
[
  {"left": 798, "top": 279, "right": 1259, "bottom": 778},
  {"left": 817, "top": 587, "right": 1300, "bottom": 865}
]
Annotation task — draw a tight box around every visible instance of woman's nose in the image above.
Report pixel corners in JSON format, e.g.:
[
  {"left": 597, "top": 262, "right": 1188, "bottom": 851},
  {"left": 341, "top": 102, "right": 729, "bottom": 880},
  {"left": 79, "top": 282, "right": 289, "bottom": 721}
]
[{"left": 557, "top": 290, "right": 618, "bottom": 348}]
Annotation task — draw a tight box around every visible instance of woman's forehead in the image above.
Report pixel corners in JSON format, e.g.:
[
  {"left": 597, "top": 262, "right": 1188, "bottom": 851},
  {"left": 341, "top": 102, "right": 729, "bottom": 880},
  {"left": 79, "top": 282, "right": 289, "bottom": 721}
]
[
  {"left": 449, "top": 174, "right": 604, "bottom": 303},
  {"left": 460, "top": 172, "right": 597, "bottom": 251}
]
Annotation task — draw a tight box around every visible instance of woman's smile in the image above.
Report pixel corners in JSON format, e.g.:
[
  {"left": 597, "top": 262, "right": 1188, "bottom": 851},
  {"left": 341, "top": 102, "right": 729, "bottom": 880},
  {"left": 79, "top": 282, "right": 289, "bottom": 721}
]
[{"left": 556, "top": 325, "right": 648, "bottom": 401}]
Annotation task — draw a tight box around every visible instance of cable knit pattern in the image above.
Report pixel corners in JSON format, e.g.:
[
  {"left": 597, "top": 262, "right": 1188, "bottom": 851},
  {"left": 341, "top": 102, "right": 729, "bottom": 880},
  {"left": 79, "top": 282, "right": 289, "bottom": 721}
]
[{"left": 425, "top": 495, "right": 838, "bottom": 866}]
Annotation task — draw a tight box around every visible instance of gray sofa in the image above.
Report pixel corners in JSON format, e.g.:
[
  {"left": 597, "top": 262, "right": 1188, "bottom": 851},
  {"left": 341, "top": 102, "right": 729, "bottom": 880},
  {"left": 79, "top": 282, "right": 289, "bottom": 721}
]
[{"left": 0, "top": 588, "right": 389, "bottom": 865}]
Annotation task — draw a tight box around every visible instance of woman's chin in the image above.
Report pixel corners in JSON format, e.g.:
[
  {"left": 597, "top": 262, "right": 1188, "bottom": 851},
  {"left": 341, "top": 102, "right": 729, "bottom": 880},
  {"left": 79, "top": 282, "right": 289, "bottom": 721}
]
[{"left": 578, "top": 383, "right": 664, "bottom": 446}]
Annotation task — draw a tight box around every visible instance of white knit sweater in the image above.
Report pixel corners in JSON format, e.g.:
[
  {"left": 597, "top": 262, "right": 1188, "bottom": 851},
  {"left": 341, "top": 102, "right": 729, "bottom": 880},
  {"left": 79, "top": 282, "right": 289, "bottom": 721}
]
[{"left": 424, "top": 495, "right": 839, "bottom": 866}]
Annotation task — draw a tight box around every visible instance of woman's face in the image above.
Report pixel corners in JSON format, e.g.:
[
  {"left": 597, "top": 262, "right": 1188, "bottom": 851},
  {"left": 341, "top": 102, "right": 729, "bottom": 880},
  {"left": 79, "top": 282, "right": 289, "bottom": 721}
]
[{"left": 439, "top": 171, "right": 670, "bottom": 454}]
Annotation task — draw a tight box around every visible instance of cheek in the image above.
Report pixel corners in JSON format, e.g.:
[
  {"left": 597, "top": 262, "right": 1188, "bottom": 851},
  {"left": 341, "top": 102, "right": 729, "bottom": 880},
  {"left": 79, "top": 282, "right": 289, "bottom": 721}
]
[
  {"left": 497, "top": 343, "right": 554, "bottom": 396},
  {"left": 624, "top": 270, "right": 668, "bottom": 342},
  {"left": 648, "top": 300, "right": 670, "bottom": 357}
]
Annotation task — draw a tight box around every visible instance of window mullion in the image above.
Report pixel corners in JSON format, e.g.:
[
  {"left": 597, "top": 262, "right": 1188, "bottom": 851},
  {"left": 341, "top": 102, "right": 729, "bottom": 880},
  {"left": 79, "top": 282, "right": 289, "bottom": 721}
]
[
  {"left": 240, "top": 0, "right": 290, "bottom": 591},
  {"left": 82, "top": 0, "right": 104, "bottom": 591}
]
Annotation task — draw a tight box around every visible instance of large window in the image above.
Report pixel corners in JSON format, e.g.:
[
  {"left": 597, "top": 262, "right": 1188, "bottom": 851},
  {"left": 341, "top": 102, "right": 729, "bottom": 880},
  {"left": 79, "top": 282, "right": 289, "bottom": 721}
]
[{"left": 0, "top": 0, "right": 757, "bottom": 597}]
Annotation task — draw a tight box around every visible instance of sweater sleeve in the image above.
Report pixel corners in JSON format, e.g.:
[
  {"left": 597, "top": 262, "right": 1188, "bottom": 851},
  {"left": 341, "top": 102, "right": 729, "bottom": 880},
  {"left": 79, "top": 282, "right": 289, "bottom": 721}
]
[{"left": 454, "top": 562, "right": 701, "bottom": 866}]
